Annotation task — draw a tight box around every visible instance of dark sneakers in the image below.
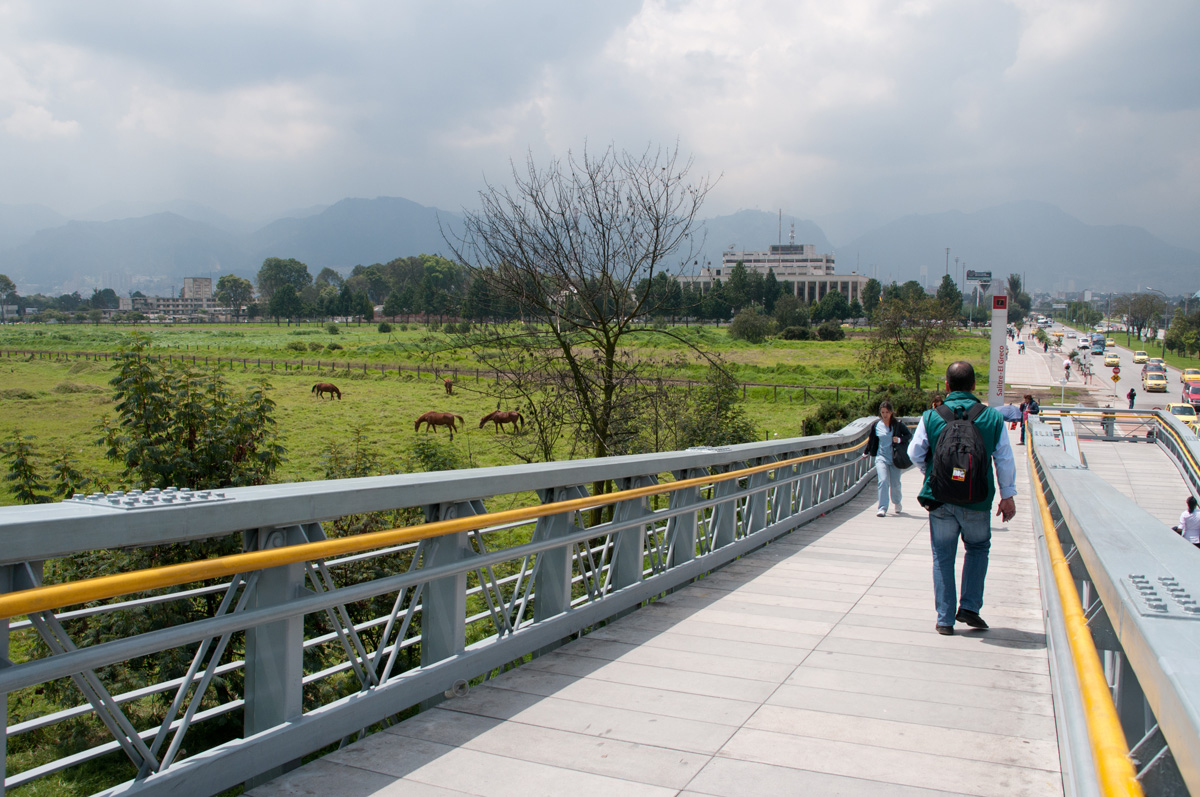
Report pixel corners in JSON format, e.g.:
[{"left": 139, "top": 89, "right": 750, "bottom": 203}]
[
  {"left": 956, "top": 609, "right": 989, "bottom": 629},
  {"left": 936, "top": 625, "right": 954, "bottom": 635}
]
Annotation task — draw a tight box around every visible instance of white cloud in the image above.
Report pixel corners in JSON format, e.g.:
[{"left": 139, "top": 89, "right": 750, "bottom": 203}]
[
  {"left": 119, "top": 82, "right": 335, "bottom": 160},
  {"left": 2, "top": 102, "right": 79, "bottom": 139}
]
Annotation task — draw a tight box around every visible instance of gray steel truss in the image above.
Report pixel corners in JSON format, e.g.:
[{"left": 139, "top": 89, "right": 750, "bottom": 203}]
[{"left": 0, "top": 421, "right": 874, "bottom": 796}]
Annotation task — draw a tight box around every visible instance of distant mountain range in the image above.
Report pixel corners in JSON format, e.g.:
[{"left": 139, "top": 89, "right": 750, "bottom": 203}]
[{"left": 0, "top": 197, "right": 1195, "bottom": 296}]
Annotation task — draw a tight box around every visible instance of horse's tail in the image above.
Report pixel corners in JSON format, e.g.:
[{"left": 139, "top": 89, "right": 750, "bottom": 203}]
[
  {"left": 454, "top": 414, "right": 464, "bottom": 430},
  {"left": 312, "top": 383, "right": 318, "bottom": 393},
  {"left": 517, "top": 412, "right": 524, "bottom": 429}
]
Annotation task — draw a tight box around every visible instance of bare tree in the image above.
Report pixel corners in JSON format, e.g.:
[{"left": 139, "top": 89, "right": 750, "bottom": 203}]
[{"left": 447, "top": 143, "right": 716, "bottom": 462}]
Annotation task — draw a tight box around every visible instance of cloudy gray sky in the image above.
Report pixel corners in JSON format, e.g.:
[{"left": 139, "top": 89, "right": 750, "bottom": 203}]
[{"left": 2, "top": 0, "right": 1198, "bottom": 248}]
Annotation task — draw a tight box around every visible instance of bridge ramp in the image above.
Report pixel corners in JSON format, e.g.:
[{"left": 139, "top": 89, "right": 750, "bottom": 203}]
[
  {"left": 1080, "top": 438, "right": 1192, "bottom": 528},
  {"left": 248, "top": 431, "right": 1061, "bottom": 796}
]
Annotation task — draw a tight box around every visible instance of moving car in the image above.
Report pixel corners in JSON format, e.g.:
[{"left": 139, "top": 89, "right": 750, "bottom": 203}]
[
  {"left": 1183, "top": 369, "right": 1200, "bottom": 385},
  {"left": 1133, "top": 350, "right": 1149, "bottom": 363},
  {"left": 1144, "top": 370, "right": 1169, "bottom": 392},
  {"left": 1067, "top": 332, "right": 1077, "bottom": 338},
  {"left": 1078, "top": 339, "right": 1091, "bottom": 350},
  {"left": 1166, "top": 403, "right": 1200, "bottom": 431},
  {"left": 1184, "top": 383, "right": 1200, "bottom": 408},
  {"left": 1106, "top": 338, "right": 1116, "bottom": 347},
  {"left": 1149, "top": 358, "right": 1166, "bottom": 367},
  {"left": 1104, "top": 352, "right": 1120, "bottom": 367}
]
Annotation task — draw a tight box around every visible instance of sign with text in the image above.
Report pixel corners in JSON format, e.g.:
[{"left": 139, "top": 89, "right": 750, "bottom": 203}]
[
  {"left": 967, "top": 270, "right": 993, "bottom": 282},
  {"left": 988, "top": 294, "right": 1008, "bottom": 406}
]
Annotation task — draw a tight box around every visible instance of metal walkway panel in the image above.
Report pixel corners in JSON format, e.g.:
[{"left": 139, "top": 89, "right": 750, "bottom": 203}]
[
  {"left": 247, "top": 429, "right": 1062, "bottom": 797},
  {"left": 1079, "top": 438, "right": 1192, "bottom": 528}
]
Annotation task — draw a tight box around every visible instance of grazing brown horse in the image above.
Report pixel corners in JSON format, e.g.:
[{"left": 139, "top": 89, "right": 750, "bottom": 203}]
[
  {"left": 479, "top": 410, "right": 523, "bottom": 432},
  {"left": 415, "top": 411, "right": 464, "bottom": 440},
  {"left": 443, "top": 378, "right": 454, "bottom": 396},
  {"left": 312, "top": 382, "right": 341, "bottom": 400}
]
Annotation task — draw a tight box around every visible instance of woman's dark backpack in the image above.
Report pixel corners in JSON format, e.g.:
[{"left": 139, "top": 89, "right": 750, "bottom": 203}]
[{"left": 926, "top": 403, "right": 988, "bottom": 506}]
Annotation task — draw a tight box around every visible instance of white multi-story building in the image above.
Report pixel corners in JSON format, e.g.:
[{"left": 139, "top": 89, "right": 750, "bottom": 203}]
[{"left": 681, "top": 232, "right": 869, "bottom": 305}]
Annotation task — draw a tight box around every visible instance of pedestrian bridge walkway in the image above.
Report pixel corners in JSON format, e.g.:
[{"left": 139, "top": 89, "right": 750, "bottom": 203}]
[
  {"left": 1, "top": 414, "right": 1196, "bottom": 797},
  {"left": 250, "top": 432, "right": 1062, "bottom": 797}
]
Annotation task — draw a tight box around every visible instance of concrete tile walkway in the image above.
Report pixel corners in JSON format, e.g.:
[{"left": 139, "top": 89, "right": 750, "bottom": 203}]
[{"left": 248, "top": 427, "right": 1062, "bottom": 797}]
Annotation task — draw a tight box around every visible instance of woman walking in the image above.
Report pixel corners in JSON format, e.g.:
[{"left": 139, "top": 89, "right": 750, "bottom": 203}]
[{"left": 865, "top": 401, "right": 912, "bottom": 516}]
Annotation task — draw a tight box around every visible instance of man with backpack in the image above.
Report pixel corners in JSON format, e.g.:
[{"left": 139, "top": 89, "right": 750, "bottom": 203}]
[{"left": 907, "top": 361, "right": 1018, "bottom": 635}]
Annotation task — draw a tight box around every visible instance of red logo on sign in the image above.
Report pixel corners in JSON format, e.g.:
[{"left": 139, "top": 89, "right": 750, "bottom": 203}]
[{"left": 992, "top": 296, "right": 1007, "bottom": 310}]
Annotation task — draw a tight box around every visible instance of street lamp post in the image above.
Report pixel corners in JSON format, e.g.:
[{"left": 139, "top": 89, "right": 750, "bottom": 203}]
[{"left": 1145, "top": 287, "right": 1169, "bottom": 358}]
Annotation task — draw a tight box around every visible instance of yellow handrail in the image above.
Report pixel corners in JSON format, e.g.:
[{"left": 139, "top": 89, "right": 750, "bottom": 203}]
[
  {"left": 0, "top": 439, "right": 867, "bottom": 620},
  {"left": 1027, "top": 440, "right": 1144, "bottom": 795}
]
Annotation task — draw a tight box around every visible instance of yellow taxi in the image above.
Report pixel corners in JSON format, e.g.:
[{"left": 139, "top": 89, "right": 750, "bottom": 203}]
[
  {"left": 1144, "top": 370, "right": 1169, "bottom": 392},
  {"left": 1184, "top": 369, "right": 1200, "bottom": 385},
  {"left": 1103, "top": 352, "right": 1120, "bottom": 367},
  {"left": 1166, "top": 403, "right": 1200, "bottom": 431},
  {"left": 1133, "top": 350, "right": 1149, "bottom": 363},
  {"left": 1106, "top": 338, "right": 1115, "bottom": 347}
]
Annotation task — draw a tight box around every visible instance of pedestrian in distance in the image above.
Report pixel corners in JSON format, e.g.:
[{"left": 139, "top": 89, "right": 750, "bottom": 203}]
[
  {"left": 1127, "top": 388, "right": 1136, "bottom": 409},
  {"left": 1174, "top": 496, "right": 1200, "bottom": 548},
  {"left": 1063, "top": 359, "right": 1071, "bottom": 381},
  {"left": 864, "top": 400, "right": 913, "bottom": 517},
  {"left": 908, "top": 361, "right": 1018, "bottom": 635},
  {"left": 1018, "top": 393, "right": 1039, "bottom": 445}
]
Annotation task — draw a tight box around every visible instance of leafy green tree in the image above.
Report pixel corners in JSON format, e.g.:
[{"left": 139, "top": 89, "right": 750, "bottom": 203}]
[
  {"left": 268, "top": 284, "right": 303, "bottom": 324},
  {"left": 762, "top": 269, "right": 782, "bottom": 313},
  {"left": 315, "top": 267, "right": 344, "bottom": 289},
  {"left": 0, "top": 273, "right": 15, "bottom": 323},
  {"left": 1006, "top": 274, "right": 1032, "bottom": 328},
  {"left": 848, "top": 298, "right": 864, "bottom": 320},
  {"left": 677, "top": 366, "right": 757, "bottom": 447},
  {"left": 729, "top": 306, "right": 773, "bottom": 343},
  {"left": 862, "top": 278, "right": 882, "bottom": 318},
  {"left": 859, "top": 292, "right": 958, "bottom": 390},
  {"left": 98, "top": 337, "right": 284, "bottom": 490},
  {"left": 935, "top": 274, "right": 962, "bottom": 312},
  {"left": 816, "top": 288, "right": 850, "bottom": 322},
  {"left": 1, "top": 434, "right": 50, "bottom": 503},
  {"left": 701, "top": 280, "right": 731, "bottom": 321},
  {"left": 216, "top": 274, "right": 254, "bottom": 322},
  {"left": 772, "top": 294, "right": 808, "bottom": 329},
  {"left": 723, "top": 262, "right": 751, "bottom": 313},
  {"left": 256, "top": 257, "right": 312, "bottom": 303}
]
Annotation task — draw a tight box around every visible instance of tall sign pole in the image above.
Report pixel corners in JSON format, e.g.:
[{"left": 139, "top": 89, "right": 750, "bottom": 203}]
[{"left": 989, "top": 293, "right": 1008, "bottom": 407}]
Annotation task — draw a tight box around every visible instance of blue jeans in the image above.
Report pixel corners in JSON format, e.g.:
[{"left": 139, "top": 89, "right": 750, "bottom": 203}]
[
  {"left": 875, "top": 458, "right": 901, "bottom": 511},
  {"left": 929, "top": 504, "right": 991, "bottom": 626}
]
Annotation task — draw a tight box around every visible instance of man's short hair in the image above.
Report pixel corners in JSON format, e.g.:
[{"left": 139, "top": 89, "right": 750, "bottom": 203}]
[{"left": 946, "top": 361, "right": 976, "bottom": 392}]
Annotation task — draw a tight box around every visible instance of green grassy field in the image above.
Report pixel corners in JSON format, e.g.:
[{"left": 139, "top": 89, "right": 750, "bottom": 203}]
[{"left": 0, "top": 323, "right": 991, "bottom": 506}]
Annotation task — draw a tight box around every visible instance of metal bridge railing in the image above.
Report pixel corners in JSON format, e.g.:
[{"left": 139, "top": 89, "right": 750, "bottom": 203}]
[
  {"left": 0, "top": 422, "right": 874, "bottom": 796},
  {"left": 1028, "top": 410, "right": 1200, "bottom": 795}
]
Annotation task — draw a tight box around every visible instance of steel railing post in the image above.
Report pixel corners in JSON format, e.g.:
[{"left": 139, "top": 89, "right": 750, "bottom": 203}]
[
  {"left": 529, "top": 487, "right": 588, "bottom": 655},
  {"left": 420, "top": 502, "right": 486, "bottom": 669},
  {"left": 666, "top": 469, "right": 704, "bottom": 569},
  {"left": 710, "top": 463, "right": 743, "bottom": 549},
  {"left": 242, "top": 523, "right": 321, "bottom": 788},
  {"left": 746, "top": 456, "right": 775, "bottom": 532},
  {"left": 611, "top": 476, "right": 656, "bottom": 590}
]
